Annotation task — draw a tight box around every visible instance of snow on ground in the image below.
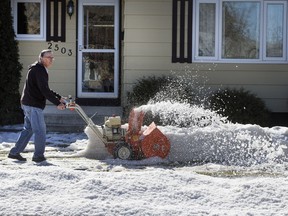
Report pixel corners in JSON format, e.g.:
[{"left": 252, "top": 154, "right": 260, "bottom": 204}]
[{"left": 1, "top": 101, "right": 288, "bottom": 216}]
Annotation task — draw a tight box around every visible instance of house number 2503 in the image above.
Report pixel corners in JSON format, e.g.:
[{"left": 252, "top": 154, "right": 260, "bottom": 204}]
[{"left": 47, "top": 42, "right": 73, "bottom": 56}]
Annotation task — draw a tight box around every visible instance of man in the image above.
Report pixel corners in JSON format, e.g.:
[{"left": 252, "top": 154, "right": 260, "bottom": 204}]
[{"left": 8, "top": 49, "right": 66, "bottom": 162}]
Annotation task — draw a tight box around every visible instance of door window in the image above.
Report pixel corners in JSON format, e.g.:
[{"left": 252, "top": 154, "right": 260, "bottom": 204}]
[{"left": 78, "top": 1, "right": 119, "bottom": 98}]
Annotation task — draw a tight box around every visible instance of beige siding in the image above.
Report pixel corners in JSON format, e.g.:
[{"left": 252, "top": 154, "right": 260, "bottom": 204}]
[
  {"left": 123, "top": 0, "right": 174, "bottom": 105},
  {"left": 124, "top": 0, "right": 172, "bottom": 15},
  {"left": 18, "top": 5, "right": 77, "bottom": 103},
  {"left": 15, "top": 0, "right": 288, "bottom": 113},
  {"left": 123, "top": 0, "right": 288, "bottom": 112}
]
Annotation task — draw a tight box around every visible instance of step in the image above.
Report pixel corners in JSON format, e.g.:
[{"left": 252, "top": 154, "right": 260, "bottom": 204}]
[{"left": 44, "top": 105, "right": 123, "bottom": 132}]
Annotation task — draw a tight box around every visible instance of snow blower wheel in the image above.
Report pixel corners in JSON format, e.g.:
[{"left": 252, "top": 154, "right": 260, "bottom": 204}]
[{"left": 114, "top": 143, "right": 133, "bottom": 160}]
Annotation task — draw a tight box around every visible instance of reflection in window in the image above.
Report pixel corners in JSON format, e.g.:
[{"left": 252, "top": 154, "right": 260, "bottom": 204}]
[
  {"left": 83, "top": 6, "right": 114, "bottom": 49},
  {"left": 17, "top": 2, "right": 40, "bottom": 34},
  {"left": 82, "top": 53, "right": 114, "bottom": 92},
  {"left": 222, "top": 2, "right": 260, "bottom": 59},
  {"left": 198, "top": 3, "right": 216, "bottom": 57},
  {"left": 266, "top": 4, "right": 284, "bottom": 57}
]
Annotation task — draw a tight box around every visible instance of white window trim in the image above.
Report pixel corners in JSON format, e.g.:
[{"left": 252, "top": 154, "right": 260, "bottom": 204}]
[
  {"left": 193, "top": 0, "right": 288, "bottom": 63},
  {"left": 194, "top": 0, "right": 220, "bottom": 62},
  {"left": 12, "top": 0, "right": 46, "bottom": 41}
]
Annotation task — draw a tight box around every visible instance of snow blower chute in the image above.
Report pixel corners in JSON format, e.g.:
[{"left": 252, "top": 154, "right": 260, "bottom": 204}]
[{"left": 65, "top": 96, "right": 170, "bottom": 160}]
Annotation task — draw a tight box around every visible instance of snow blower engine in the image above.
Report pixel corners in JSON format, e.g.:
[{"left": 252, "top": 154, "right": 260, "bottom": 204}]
[{"left": 65, "top": 96, "right": 170, "bottom": 160}]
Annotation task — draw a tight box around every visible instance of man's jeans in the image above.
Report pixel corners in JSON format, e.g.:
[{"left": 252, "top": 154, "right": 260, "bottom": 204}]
[{"left": 10, "top": 105, "right": 46, "bottom": 158}]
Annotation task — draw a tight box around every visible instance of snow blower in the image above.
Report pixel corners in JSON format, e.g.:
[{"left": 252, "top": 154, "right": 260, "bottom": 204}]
[{"left": 65, "top": 96, "right": 170, "bottom": 160}]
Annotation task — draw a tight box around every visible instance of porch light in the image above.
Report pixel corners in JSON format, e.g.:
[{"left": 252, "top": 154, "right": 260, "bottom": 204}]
[{"left": 67, "top": 0, "right": 74, "bottom": 19}]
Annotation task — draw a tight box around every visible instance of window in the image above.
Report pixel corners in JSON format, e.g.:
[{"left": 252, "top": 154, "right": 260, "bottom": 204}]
[
  {"left": 264, "top": 2, "right": 286, "bottom": 60},
  {"left": 12, "top": 0, "right": 45, "bottom": 40},
  {"left": 193, "top": 0, "right": 287, "bottom": 63}
]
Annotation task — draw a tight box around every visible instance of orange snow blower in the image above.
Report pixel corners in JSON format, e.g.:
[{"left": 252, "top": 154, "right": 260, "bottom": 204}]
[{"left": 65, "top": 96, "right": 170, "bottom": 160}]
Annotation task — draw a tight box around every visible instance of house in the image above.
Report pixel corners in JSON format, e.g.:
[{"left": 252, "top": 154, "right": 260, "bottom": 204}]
[{"left": 10, "top": 0, "right": 288, "bottom": 130}]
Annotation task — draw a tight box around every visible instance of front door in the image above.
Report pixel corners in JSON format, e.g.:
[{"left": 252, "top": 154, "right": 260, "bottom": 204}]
[{"left": 77, "top": 0, "right": 119, "bottom": 101}]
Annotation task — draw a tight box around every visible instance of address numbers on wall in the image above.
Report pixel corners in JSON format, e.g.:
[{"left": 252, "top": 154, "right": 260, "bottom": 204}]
[{"left": 48, "top": 42, "right": 73, "bottom": 56}]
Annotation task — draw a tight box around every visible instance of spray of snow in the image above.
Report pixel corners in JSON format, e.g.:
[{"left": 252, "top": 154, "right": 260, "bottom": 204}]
[
  {"left": 71, "top": 67, "right": 287, "bottom": 166},
  {"left": 136, "top": 101, "right": 286, "bottom": 166},
  {"left": 75, "top": 100, "right": 287, "bottom": 166},
  {"left": 73, "top": 126, "right": 111, "bottom": 160}
]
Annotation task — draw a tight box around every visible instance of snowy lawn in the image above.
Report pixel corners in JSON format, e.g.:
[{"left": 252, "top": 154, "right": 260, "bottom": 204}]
[{"left": 1, "top": 101, "right": 288, "bottom": 216}]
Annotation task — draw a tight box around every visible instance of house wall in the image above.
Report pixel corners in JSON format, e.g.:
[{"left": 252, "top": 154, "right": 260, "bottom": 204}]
[
  {"left": 17, "top": 3, "right": 77, "bottom": 101},
  {"left": 122, "top": 0, "right": 174, "bottom": 104},
  {"left": 16, "top": 0, "right": 288, "bottom": 113},
  {"left": 122, "top": 0, "right": 288, "bottom": 113}
]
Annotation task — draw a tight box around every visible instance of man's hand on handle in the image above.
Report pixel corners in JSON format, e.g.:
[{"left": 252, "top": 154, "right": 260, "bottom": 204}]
[
  {"left": 57, "top": 102, "right": 66, "bottom": 110},
  {"left": 56, "top": 97, "right": 67, "bottom": 110}
]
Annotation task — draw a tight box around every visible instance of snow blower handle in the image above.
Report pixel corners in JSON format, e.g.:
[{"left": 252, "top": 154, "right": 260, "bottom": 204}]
[
  {"left": 64, "top": 95, "right": 76, "bottom": 110},
  {"left": 62, "top": 95, "right": 72, "bottom": 104}
]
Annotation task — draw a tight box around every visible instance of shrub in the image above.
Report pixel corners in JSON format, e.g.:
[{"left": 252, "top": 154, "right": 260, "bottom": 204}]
[
  {"left": 126, "top": 75, "right": 208, "bottom": 107},
  {"left": 124, "top": 76, "right": 169, "bottom": 120},
  {"left": 125, "top": 75, "right": 213, "bottom": 126},
  {"left": 0, "top": 0, "right": 23, "bottom": 125},
  {"left": 209, "top": 88, "right": 270, "bottom": 126},
  {"left": 127, "top": 76, "right": 169, "bottom": 107},
  {"left": 150, "top": 76, "right": 209, "bottom": 106}
]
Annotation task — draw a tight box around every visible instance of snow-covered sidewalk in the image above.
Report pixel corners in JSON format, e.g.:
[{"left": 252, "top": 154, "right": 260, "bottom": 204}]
[{"left": 1, "top": 123, "right": 288, "bottom": 216}]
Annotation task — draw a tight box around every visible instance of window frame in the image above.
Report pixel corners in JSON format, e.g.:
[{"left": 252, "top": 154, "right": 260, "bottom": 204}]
[
  {"left": 193, "top": 0, "right": 288, "bottom": 63},
  {"left": 12, "top": 0, "right": 46, "bottom": 41},
  {"left": 263, "top": 1, "right": 287, "bottom": 61}
]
